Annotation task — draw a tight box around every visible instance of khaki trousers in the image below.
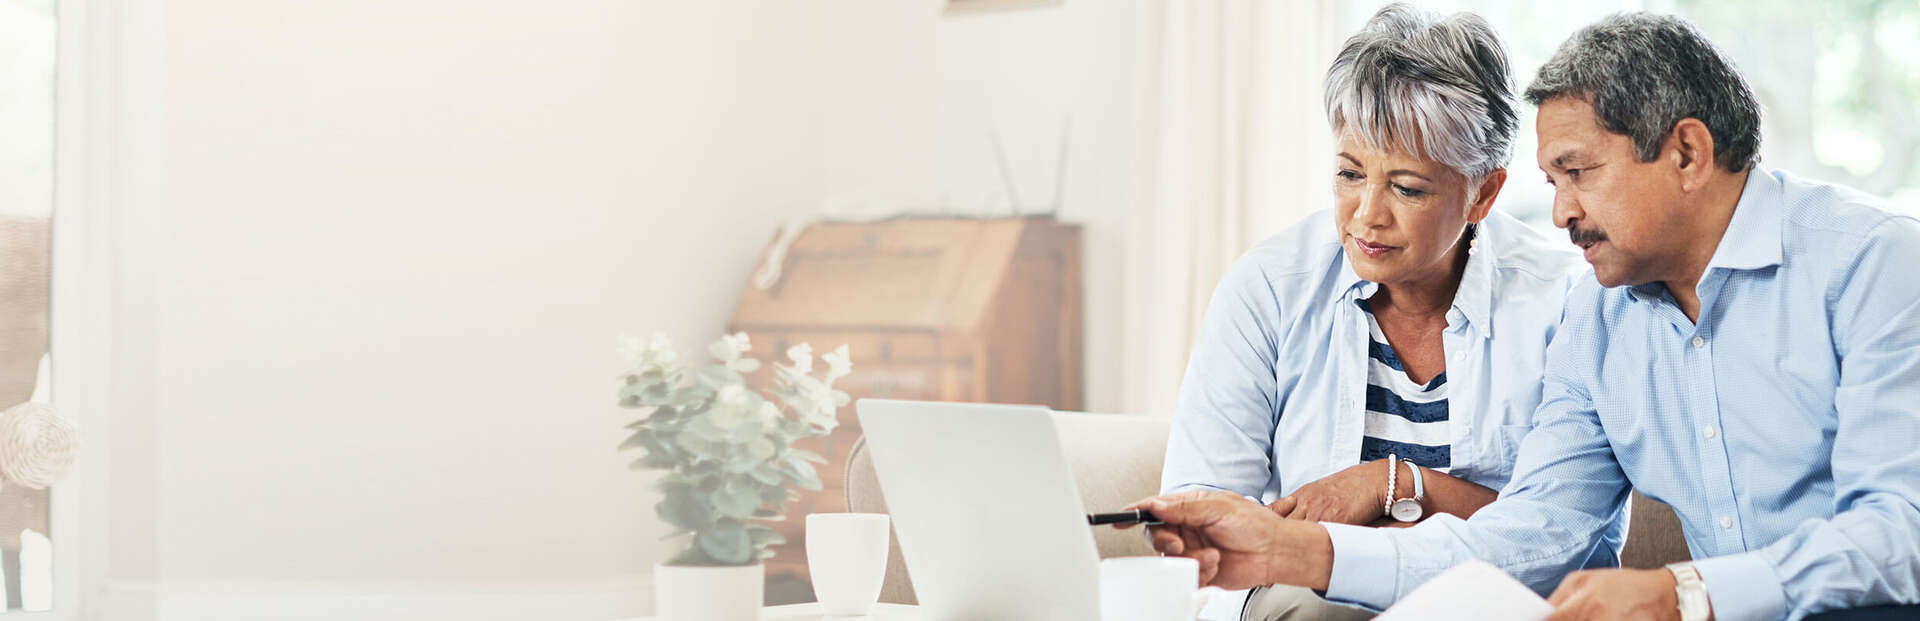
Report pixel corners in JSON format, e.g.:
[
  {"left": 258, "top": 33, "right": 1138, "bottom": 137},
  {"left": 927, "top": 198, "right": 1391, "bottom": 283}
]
[{"left": 1240, "top": 585, "right": 1377, "bottom": 621}]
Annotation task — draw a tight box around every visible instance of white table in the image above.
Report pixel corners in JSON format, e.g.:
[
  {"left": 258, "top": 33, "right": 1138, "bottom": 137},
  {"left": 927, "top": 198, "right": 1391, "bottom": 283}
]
[{"left": 624, "top": 602, "right": 921, "bottom": 620}]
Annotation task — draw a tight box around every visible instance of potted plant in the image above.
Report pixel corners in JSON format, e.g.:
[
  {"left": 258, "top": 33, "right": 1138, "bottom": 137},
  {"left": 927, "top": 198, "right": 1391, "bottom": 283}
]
[{"left": 618, "top": 332, "right": 850, "bottom": 621}]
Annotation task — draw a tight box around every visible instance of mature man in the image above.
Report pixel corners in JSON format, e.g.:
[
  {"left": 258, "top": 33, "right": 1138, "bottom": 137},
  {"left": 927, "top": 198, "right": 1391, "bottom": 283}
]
[{"left": 1127, "top": 12, "right": 1920, "bottom": 621}]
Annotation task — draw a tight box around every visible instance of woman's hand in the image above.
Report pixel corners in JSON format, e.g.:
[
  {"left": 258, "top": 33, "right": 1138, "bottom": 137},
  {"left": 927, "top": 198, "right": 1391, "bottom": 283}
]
[{"left": 1267, "top": 460, "right": 1388, "bottom": 525}]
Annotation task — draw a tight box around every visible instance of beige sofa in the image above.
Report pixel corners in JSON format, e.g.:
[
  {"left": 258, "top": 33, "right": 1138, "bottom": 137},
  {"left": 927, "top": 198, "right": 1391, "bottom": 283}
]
[{"left": 844, "top": 411, "right": 1690, "bottom": 605}]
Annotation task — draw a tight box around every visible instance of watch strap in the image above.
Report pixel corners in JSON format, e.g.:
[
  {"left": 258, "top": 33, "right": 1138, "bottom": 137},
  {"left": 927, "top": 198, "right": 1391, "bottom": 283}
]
[
  {"left": 1667, "top": 562, "right": 1710, "bottom": 621},
  {"left": 1405, "top": 460, "right": 1425, "bottom": 501}
]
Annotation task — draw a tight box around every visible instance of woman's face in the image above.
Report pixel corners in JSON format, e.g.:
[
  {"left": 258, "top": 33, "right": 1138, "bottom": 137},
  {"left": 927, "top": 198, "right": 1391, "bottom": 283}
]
[{"left": 1332, "top": 132, "right": 1502, "bottom": 287}]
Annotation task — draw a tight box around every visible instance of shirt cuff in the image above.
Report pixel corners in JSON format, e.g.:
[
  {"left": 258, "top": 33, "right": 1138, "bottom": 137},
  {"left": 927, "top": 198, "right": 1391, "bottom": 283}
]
[
  {"left": 1692, "top": 553, "right": 1789, "bottom": 621},
  {"left": 1320, "top": 522, "right": 1398, "bottom": 610}
]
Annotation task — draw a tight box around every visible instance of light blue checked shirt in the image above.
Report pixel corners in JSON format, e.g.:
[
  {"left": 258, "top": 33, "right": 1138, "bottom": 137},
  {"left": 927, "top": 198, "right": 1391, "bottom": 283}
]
[{"left": 1323, "top": 169, "right": 1920, "bottom": 620}]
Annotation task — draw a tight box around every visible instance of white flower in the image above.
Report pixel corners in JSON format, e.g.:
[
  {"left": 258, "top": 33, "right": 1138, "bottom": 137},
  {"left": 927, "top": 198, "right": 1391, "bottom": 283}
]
[
  {"left": 798, "top": 382, "right": 843, "bottom": 433},
  {"left": 618, "top": 335, "right": 646, "bottom": 364},
  {"left": 804, "top": 402, "right": 838, "bottom": 433},
  {"left": 619, "top": 332, "right": 677, "bottom": 371},
  {"left": 716, "top": 384, "right": 750, "bottom": 410},
  {"left": 0, "top": 402, "right": 77, "bottom": 490},
  {"left": 707, "top": 332, "right": 752, "bottom": 363},
  {"left": 786, "top": 343, "right": 814, "bottom": 374},
  {"left": 757, "top": 401, "right": 784, "bottom": 427},
  {"left": 723, "top": 332, "right": 751, "bottom": 354},
  {"left": 822, "top": 344, "right": 852, "bottom": 383},
  {"left": 708, "top": 385, "right": 753, "bottom": 428}
]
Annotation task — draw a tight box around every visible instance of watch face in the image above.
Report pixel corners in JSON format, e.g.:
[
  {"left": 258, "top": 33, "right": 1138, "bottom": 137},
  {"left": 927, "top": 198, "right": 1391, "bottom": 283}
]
[{"left": 1390, "top": 499, "right": 1422, "bottom": 522}]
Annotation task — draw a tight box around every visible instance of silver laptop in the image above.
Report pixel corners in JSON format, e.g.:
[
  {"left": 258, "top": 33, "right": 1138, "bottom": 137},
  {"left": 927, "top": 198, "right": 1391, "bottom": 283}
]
[{"left": 856, "top": 399, "right": 1103, "bottom": 620}]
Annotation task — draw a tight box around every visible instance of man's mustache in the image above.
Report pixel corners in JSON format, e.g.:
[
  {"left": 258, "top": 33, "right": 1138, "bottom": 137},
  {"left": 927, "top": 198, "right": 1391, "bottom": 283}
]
[{"left": 1569, "top": 222, "right": 1609, "bottom": 245}]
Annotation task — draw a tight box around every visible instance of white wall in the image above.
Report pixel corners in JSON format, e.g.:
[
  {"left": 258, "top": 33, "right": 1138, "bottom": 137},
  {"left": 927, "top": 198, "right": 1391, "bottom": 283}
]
[{"left": 102, "top": 1, "right": 1142, "bottom": 618}]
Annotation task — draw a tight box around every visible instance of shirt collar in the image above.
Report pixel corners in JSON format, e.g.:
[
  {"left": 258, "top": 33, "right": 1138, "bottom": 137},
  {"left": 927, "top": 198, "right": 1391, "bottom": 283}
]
[
  {"left": 1704, "top": 169, "right": 1784, "bottom": 271},
  {"left": 1337, "top": 223, "right": 1496, "bottom": 339},
  {"left": 1626, "top": 170, "right": 1782, "bottom": 304}
]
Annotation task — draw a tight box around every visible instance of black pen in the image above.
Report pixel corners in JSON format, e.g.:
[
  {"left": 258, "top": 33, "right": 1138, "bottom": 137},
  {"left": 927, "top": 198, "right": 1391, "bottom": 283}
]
[{"left": 1087, "top": 508, "right": 1160, "bottom": 526}]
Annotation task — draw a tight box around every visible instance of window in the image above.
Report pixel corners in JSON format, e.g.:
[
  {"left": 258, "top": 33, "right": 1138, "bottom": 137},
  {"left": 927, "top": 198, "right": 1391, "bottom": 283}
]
[{"left": 1339, "top": 1, "right": 1920, "bottom": 229}]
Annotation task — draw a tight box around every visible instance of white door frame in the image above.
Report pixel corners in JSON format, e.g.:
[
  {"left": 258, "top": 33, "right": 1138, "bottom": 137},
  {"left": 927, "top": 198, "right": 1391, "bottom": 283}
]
[{"left": 17, "top": 0, "right": 160, "bottom": 619}]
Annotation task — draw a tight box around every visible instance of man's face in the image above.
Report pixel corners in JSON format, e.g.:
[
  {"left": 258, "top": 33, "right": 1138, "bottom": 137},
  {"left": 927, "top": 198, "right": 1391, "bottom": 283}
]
[{"left": 1536, "top": 97, "right": 1688, "bottom": 287}]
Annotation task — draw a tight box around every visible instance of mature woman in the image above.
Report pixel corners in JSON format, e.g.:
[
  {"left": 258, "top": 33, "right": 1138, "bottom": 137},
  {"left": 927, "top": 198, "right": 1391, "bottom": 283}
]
[{"left": 1157, "top": 5, "right": 1623, "bottom": 620}]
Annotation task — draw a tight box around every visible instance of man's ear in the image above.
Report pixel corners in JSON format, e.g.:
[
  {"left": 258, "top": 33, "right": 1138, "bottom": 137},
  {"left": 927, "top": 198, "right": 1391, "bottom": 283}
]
[
  {"left": 1468, "top": 168, "right": 1507, "bottom": 224},
  {"left": 1668, "top": 118, "right": 1717, "bottom": 192}
]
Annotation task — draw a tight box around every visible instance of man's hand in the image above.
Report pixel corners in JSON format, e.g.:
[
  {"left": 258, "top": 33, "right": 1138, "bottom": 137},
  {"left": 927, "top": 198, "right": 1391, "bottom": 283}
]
[
  {"left": 1546, "top": 568, "right": 1687, "bottom": 621},
  {"left": 1267, "top": 460, "right": 1389, "bottom": 525},
  {"left": 1118, "top": 491, "right": 1335, "bottom": 591}
]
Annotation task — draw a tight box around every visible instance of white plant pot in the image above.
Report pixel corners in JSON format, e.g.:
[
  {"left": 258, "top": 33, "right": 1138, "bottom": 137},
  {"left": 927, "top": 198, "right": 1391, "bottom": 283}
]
[{"left": 653, "top": 562, "right": 764, "bottom": 621}]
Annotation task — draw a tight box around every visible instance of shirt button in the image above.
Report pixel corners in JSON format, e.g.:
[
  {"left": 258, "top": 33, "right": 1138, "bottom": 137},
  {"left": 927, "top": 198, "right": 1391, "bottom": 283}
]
[
  {"left": 1720, "top": 516, "right": 1734, "bottom": 529},
  {"left": 1702, "top": 426, "right": 1717, "bottom": 439},
  {"left": 1692, "top": 336, "right": 1706, "bottom": 348}
]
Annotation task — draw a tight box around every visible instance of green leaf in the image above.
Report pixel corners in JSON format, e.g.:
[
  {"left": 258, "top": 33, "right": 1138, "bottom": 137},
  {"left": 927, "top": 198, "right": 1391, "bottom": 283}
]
[
  {"left": 759, "top": 484, "right": 788, "bottom": 509},
  {"left": 710, "top": 480, "right": 762, "bottom": 519},
  {"left": 696, "top": 521, "right": 754, "bottom": 565},
  {"left": 634, "top": 433, "right": 679, "bottom": 469},
  {"left": 747, "top": 524, "right": 786, "bottom": 548},
  {"left": 746, "top": 437, "right": 777, "bottom": 461},
  {"left": 619, "top": 379, "right": 675, "bottom": 407},
  {"left": 680, "top": 413, "right": 731, "bottom": 443},
  {"left": 747, "top": 464, "right": 783, "bottom": 486},
  {"left": 697, "top": 366, "right": 743, "bottom": 391},
  {"left": 780, "top": 457, "right": 822, "bottom": 491},
  {"left": 658, "top": 485, "right": 715, "bottom": 531},
  {"left": 788, "top": 449, "right": 827, "bottom": 464}
]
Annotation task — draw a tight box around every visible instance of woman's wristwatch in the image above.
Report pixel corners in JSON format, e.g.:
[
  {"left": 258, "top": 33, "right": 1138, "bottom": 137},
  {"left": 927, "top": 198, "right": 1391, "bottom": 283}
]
[
  {"left": 1389, "top": 456, "right": 1425, "bottom": 522},
  {"left": 1667, "top": 562, "right": 1710, "bottom": 621}
]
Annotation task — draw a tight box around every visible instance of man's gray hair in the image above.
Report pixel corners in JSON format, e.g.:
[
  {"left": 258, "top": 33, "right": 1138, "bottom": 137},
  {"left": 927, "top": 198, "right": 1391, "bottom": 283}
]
[
  {"left": 1324, "top": 3, "right": 1518, "bottom": 179},
  {"left": 1525, "top": 12, "right": 1761, "bottom": 172}
]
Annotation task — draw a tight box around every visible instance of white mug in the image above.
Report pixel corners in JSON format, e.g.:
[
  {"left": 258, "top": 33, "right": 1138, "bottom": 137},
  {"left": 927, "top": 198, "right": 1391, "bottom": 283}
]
[
  {"left": 1100, "top": 556, "right": 1213, "bottom": 621},
  {"left": 805, "top": 513, "right": 891, "bottom": 616}
]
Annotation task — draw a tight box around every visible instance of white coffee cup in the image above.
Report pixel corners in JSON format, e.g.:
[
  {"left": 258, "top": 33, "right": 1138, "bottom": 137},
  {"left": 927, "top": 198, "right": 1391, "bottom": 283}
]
[
  {"left": 1100, "top": 556, "right": 1213, "bottom": 621},
  {"left": 805, "top": 513, "right": 891, "bottom": 616}
]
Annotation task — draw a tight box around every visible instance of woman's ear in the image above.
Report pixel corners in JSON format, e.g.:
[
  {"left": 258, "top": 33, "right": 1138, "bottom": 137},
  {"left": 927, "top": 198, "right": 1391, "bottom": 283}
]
[{"left": 1467, "top": 168, "right": 1507, "bottom": 224}]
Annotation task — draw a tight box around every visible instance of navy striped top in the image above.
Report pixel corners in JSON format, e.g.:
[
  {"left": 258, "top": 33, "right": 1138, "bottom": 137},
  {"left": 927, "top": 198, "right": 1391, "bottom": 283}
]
[{"left": 1356, "top": 299, "right": 1451, "bottom": 471}]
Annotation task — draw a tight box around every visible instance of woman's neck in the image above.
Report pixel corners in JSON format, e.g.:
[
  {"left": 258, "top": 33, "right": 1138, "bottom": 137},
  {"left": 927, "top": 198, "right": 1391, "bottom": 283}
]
[{"left": 1372, "top": 234, "right": 1470, "bottom": 318}]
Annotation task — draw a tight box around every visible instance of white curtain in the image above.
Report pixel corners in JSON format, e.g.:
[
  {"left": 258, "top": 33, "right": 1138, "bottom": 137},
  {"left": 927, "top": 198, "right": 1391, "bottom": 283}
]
[{"left": 1119, "top": 0, "right": 1341, "bottom": 417}]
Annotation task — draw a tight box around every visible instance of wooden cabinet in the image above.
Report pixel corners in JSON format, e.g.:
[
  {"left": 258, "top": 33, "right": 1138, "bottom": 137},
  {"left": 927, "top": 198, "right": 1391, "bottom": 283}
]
[{"left": 726, "top": 216, "right": 1083, "bottom": 586}]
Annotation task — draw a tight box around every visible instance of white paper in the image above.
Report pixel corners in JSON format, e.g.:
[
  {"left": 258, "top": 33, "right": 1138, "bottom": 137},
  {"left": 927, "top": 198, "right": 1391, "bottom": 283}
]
[{"left": 1375, "top": 560, "right": 1554, "bottom": 621}]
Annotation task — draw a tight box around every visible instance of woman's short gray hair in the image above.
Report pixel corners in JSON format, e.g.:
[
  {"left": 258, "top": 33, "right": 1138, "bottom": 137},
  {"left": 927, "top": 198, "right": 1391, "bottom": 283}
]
[{"left": 1324, "top": 4, "right": 1518, "bottom": 179}]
